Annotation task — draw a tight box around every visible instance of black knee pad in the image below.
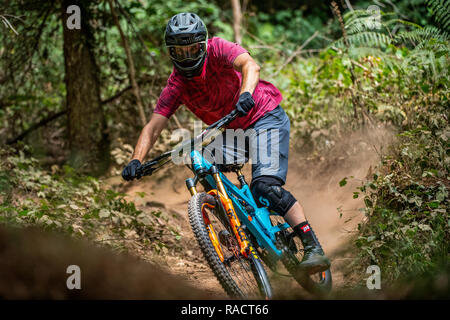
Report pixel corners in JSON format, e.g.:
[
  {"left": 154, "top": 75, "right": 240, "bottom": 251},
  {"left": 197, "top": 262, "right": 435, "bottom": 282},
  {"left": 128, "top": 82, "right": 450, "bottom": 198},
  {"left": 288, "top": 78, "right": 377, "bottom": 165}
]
[{"left": 250, "top": 176, "right": 297, "bottom": 216}]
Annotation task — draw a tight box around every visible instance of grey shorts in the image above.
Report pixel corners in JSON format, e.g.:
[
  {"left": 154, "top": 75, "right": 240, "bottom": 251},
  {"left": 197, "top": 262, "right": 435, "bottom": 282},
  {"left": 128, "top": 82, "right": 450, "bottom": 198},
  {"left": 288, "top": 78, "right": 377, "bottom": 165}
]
[{"left": 204, "top": 105, "right": 290, "bottom": 184}]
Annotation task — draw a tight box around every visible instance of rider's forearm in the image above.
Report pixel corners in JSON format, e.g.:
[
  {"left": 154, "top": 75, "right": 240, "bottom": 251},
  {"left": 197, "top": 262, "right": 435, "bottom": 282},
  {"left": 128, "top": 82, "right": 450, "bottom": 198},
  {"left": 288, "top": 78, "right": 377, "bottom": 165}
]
[
  {"left": 131, "top": 123, "right": 159, "bottom": 162},
  {"left": 239, "top": 60, "right": 260, "bottom": 95},
  {"left": 131, "top": 113, "right": 168, "bottom": 162}
]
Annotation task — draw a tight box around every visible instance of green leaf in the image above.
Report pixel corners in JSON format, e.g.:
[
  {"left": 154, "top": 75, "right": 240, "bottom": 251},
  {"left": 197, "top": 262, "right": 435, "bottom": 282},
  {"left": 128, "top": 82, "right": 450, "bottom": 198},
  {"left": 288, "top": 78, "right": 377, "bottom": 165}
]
[
  {"left": 427, "top": 201, "right": 440, "bottom": 208},
  {"left": 18, "top": 209, "right": 29, "bottom": 217},
  {"left": 135, "top": 192, "right": 146, "bottom": 198}
]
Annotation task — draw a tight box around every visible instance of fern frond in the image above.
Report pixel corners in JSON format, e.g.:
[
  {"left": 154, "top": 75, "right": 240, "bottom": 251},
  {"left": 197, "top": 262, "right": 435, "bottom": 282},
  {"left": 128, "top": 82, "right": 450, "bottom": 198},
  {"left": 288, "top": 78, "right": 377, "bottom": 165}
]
[
  {"left": 427, "top": 0, "right": 450, "bottom": 32},
  {"left": 396, "top": 26, "right": 449, "bottom": 46},
  {"left": 333, "top": 31, "right": 392, "bottom": 49},
  {"left": 330, "top": 3, "right": 449, "bottom": 86}
]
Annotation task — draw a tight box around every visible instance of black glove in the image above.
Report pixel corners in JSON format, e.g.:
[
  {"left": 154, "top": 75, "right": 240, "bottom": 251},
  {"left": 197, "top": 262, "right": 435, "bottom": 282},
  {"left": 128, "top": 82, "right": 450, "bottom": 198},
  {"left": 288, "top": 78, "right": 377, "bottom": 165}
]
[
  {"left": 122, "top": 159, "right": 141, "bottom": 181},
  {"left": 235, "top": 92, "right": 255, "bottom": 116}
]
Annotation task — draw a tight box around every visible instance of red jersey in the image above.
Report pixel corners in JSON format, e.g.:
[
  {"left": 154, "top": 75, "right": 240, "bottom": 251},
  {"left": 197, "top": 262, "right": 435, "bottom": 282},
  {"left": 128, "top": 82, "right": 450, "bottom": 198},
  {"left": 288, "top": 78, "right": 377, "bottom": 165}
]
[{"left": 154, "top": 37, "right": 283, "bottom": 129}]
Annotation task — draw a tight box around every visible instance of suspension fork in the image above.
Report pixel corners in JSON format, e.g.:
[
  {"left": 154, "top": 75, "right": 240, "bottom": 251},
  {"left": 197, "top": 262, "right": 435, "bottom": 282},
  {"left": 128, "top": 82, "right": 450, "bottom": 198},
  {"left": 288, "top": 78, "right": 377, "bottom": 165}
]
[
  {"left": 208, "top": 166, "right": 254, "bottom": 258},
  {"left": 186, "top": 165, "right": 258, "bottom": 259}
]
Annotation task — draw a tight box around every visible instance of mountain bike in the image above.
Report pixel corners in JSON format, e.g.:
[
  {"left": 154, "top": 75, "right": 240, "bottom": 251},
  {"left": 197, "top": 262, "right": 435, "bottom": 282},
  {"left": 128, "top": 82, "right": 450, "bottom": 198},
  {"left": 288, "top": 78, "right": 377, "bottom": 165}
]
[{"left": 136, "top": 110, "right": 332, "bottom": 299}]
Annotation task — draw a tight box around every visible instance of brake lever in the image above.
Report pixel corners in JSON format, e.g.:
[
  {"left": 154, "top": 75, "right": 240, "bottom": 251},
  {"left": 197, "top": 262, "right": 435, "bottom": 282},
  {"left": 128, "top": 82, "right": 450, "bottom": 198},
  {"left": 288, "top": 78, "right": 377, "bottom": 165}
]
[
  {"left": 135, "top": 160, "right": 158, "bottom": 179},
  {"left": 135, "top": 166, "right": 155, "bottom": 179}
]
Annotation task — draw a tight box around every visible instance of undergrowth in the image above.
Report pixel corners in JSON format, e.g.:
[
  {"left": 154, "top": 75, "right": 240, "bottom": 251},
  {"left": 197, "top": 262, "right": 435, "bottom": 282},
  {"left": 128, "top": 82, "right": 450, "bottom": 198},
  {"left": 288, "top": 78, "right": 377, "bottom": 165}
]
[{"left": 0, "top": 145, "right": 182, "bottom": 257}]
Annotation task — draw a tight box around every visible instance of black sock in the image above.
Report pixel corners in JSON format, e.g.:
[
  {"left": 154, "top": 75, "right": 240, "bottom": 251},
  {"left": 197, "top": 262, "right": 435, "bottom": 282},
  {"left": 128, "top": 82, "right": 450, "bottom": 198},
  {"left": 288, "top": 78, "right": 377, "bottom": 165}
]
[{"left": 293, "top": 221, "right": 315, "bottom": 243}]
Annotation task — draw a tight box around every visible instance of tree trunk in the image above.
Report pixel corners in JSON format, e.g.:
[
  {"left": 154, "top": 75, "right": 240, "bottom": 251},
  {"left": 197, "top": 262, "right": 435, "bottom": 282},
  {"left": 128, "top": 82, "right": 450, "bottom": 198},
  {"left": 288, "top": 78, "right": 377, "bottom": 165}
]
[
  {"left": 231, "top": 0, "right": 242, "bottom": 45},
  {"left": 62, "top": 0, "right": 109, "bottom": 175}
]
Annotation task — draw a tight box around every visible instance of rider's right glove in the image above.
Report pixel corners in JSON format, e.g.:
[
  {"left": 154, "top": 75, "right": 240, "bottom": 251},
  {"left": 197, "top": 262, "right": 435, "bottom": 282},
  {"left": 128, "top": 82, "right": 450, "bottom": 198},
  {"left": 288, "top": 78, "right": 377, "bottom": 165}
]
[
  {"left": 122, "top": 159, "right": 141, "bottom": 181},
  {"left": 235, "top": 92, "right": 255, "bottom": 116}
]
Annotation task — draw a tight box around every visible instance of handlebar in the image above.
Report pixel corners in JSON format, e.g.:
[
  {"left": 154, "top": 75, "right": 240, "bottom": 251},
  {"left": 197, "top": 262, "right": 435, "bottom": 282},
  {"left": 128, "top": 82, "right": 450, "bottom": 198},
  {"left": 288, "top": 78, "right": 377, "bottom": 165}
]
[{"left": 135, "top": 109, "right": 239, "bottom": 179}]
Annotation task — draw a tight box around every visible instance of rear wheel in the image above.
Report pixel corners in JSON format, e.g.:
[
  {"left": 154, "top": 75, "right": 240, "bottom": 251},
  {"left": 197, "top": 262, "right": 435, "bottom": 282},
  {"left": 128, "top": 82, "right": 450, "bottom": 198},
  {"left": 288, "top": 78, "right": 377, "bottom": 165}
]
[
  {"left": 272, "top": 217, "right": 332, "bottom": 295},
  {"left": 188, "top": 192, "right": 272, "bottom": 299},
  {"left": 282, "top": 235, "right": 332, "bottom": 295}
]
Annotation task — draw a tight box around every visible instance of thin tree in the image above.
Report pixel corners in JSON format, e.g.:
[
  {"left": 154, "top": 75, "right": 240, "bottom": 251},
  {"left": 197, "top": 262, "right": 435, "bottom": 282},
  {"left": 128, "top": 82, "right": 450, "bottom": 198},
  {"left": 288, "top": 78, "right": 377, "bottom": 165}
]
[
  {"left": 107, "top": 0, "right": 147, "bottom": 127},
  {"left": 231, "top": 0, "right": 242, "bottom": 44}
]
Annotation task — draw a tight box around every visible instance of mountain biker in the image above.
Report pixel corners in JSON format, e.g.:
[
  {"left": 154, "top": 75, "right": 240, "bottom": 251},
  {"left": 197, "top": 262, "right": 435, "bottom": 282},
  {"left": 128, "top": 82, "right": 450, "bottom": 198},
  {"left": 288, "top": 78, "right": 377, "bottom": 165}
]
[{"left": 121, "top": 12, "right": 330, "bottom": 274}]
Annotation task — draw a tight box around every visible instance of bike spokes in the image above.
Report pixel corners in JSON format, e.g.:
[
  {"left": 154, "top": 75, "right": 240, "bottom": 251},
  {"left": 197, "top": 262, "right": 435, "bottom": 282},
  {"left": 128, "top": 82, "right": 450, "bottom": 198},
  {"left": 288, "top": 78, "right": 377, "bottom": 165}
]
[{"left": 201, "top": 202, "right": 263, "bottom": 298}]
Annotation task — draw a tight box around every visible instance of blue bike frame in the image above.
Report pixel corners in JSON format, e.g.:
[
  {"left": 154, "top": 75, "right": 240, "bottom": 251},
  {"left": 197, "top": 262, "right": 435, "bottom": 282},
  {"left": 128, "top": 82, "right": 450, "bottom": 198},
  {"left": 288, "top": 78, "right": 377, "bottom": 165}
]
[{"left": 189, "top": 149, "right": 291, "bottom": 261}]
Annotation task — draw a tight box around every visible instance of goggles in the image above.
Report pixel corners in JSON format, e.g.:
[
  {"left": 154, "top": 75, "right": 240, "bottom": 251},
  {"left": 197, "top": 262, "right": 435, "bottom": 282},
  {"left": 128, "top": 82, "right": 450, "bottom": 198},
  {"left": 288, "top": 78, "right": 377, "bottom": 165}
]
[{"left": 167, "top": 41, "right": 207, "bottom": 62}]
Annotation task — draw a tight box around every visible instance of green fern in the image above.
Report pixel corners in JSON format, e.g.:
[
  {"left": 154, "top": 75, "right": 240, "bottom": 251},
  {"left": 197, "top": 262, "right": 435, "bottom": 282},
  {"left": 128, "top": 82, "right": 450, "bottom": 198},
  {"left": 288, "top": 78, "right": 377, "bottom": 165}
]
[
  {"left": 332, "top": 10, "right": 407, "bottom": 49},
  {"left": 333, "top": 32, "right": 392, "bottom": 49},
  {"left": 427, "top": 0, "right": 450, "bottom": 32},
  {"left": 330, "top": 3, "right": 449, "bottom": 85},
  {"left": 396, "top": 26, "right": 449, "bottom": 47}
]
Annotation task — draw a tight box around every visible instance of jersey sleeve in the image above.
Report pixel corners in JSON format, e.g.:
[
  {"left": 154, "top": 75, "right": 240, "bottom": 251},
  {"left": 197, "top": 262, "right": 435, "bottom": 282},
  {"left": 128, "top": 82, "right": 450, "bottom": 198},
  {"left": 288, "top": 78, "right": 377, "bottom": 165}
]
[
  {"left": 212, "top": 37, "right": 249, "bottom": 67},
  {"left": 153, "top": 77, "right": 182, "bottom": 119}
]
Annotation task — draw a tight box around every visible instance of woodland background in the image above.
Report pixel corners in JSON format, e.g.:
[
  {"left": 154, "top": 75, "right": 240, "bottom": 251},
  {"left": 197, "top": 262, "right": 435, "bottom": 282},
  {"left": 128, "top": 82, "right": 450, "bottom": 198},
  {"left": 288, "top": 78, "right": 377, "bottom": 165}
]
[{"left": 0, "top": 0, "right": 448, "bottom": 298}]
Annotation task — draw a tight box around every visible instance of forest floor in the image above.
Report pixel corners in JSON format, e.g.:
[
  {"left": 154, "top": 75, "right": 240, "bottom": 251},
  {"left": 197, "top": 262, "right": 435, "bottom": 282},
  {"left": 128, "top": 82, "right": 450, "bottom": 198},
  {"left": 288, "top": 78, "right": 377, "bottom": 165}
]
[{"left": 106, "top": 125, "right": 394, "bottom": 298}]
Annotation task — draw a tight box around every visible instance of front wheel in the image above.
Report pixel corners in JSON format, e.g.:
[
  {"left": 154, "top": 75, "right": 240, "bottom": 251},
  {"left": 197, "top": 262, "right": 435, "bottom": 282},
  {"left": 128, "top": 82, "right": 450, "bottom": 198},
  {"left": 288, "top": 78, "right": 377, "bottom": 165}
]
[{"left": 188, "top": 192, "right": 272, "bottom": 299}]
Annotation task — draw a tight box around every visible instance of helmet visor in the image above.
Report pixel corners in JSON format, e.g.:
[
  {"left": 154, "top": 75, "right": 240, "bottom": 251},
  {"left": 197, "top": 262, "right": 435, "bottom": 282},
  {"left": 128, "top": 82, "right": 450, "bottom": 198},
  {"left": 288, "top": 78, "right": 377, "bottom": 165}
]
[{"left": 168, "top": 42, "right": 206, "bottom": 62}]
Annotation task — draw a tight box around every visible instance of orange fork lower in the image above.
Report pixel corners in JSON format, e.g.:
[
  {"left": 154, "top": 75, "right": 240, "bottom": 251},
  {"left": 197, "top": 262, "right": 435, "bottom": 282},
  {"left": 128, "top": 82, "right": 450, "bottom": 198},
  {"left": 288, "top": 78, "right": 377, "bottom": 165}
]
[
  {"left": 207, "top": 189, "right": 251, "bottom": 258},
  {"left": 201, "top": 202, "right": 225, "bottom": 262}
]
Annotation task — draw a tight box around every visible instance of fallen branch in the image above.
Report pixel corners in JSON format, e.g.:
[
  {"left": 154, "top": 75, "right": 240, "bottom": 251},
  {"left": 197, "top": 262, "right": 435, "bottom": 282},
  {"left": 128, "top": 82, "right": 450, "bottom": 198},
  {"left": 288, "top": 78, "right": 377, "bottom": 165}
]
[
  {"left": 7, "top": 110, "right": 67, "bottom": 145},
  {"left": 171, "top": 114, "right": 183, "bottom": 129},
  {"left": 272, "top": 31, "right": 319, "bottom": 77},
  {"left": 243, "top": 30, "right": 283, "bottom": 53},
  {"left": 0, "top": 14, "right": 19, "bottom": 35},
  {"left": 329, "top": 46, "right": 370, "bottom": 72},
  {"left": 101, "top": 85, "right": 132, "bottom": 105},
  {"left": 248, "top": 45, "right": 283, "bottom": 51}
]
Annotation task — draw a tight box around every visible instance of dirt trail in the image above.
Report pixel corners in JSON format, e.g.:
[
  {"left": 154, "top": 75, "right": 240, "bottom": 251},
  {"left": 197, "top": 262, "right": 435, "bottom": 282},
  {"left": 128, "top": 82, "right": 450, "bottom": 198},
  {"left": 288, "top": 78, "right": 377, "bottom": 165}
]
[
  {"left": 120, "top": 165, "right": 225, "bottom": 297},
  {"left": 115, "top": 126, "right": 393, "bottom": 297}
]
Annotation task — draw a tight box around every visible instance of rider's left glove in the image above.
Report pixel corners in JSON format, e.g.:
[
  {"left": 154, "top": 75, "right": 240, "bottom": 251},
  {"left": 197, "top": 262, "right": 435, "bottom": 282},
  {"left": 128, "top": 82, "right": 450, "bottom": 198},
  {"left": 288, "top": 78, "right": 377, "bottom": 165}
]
[
  {"left": 122, "top": 159, "right": 141, "bottom": 181},
  {"left": 235, "top": 92, "right": 255, "bottom": 116}
]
